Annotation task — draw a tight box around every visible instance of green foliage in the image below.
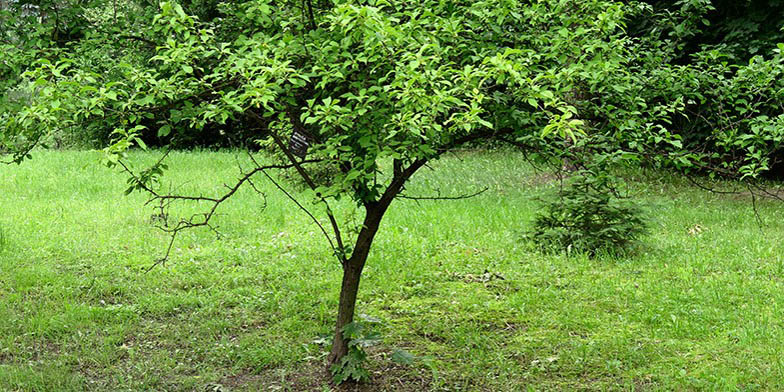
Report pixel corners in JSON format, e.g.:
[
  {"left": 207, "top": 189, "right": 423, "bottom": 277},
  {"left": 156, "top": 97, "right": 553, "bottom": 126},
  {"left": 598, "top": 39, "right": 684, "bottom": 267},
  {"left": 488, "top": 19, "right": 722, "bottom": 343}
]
[
  {"left": 6, "top": 0, "right": 784, "bottom": 378},
  {"left": 613, "top": 1, "right": 784, "bottom": 180},
  {"left": 631, "top": 0, "right": 784, "bottom": 62},
  {"left": 620, "top": 45, "right": 784, "bottom": 179},
  {"left": 2, "top": 0, "right": 634, "bottom": 168},
  {"left": 527, "top": 173, "right": 648, "bottom": 256},
  {"left": 328, "top": 317, "right": 423, "bottom": 384},
  {"left": 3, "top": 0, "right": 784, "bottom": 179},
  {"left": 329, "top": 320, "right": 381, "bottom": 384},
  {"left": 389, "top": 348, "right": 416, "bottom": 366}
]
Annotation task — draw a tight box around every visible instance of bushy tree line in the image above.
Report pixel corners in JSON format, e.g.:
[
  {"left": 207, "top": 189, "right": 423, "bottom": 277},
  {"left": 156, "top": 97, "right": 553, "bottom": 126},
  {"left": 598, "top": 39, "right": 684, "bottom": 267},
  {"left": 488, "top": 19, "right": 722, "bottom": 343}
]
[
  {"left": 3, "top": 0, "right": 784, "bottom": 177},
  {"left": 626, "top": 0, "right": 784, "bottom": 179}
]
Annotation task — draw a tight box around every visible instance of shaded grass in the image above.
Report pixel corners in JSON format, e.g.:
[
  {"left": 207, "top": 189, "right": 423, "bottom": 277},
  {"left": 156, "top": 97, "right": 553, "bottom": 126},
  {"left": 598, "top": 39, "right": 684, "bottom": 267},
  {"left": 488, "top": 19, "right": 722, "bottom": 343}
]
[{"left": 1, "top": 149, "right": 784, "bottom": 390}]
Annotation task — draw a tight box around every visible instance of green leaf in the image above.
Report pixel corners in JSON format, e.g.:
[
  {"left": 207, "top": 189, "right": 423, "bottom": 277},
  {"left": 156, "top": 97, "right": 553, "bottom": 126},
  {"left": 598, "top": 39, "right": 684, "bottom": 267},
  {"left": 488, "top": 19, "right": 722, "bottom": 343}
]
[
  {"left": 390, "top": 349, "right": 416, "bottom": 365},
  {"left": 341, "top": 322, "right": 363, "bottom": 339},
  {"left": 158, "top": 125, "right": 172, "bottom": 137}
]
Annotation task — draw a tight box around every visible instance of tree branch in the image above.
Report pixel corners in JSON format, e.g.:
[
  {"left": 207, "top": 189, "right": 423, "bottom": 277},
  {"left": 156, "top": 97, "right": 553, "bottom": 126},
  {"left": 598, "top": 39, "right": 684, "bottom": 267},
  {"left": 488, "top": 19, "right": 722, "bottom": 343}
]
[
  {"left": 118, "top": 154, "right": 325, "bottom": 270},
  {"left": 245, "top": 109, "right": 347, "bottom": 262},
  {"left": 247, "top": 152, "right": 338, "bottom": 255},
  {"left": 399, "top": 187, "right": 489, "bottom": 201}
]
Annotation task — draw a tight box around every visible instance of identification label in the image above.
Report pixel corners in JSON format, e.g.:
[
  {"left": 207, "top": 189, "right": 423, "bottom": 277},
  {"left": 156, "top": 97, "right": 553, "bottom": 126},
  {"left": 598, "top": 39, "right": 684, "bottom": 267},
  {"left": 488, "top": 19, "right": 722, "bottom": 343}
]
[{"left": 289, "top": 130, "right": 311, "bottom": 158}]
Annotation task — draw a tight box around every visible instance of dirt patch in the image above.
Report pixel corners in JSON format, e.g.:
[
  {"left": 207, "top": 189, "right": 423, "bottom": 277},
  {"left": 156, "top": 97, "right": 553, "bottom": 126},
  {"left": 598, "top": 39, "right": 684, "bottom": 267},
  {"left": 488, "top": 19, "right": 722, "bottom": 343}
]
[
  {"left": 219, "top": 355, "right": 432, "bottom": 392},
  {"left": 219, "top": 373, "right": 269, "bottom": 390},
  {"left": 21, "top": 339, "right": 61, "bottom": 362},
  {"left": 449, "top": 270, "right": 505, "bottom": 284},
  {"left": 0, "top": 349, "right": 12, "bottom": 364},
  {"left": 527, "top": 171, "right": 562, "bottom": 186},
  {"left": 733, "top": 188, "right": 784, "bottom": 201}
]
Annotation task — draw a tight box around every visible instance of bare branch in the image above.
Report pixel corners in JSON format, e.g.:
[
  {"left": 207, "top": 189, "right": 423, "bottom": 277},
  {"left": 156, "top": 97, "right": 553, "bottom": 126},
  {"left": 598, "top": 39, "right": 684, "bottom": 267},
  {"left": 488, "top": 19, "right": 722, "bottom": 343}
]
[
  {"left": 399, "top": 187, "right": 489, "bottom": 201},
  {"left": 682, "top": 174, "right": 743, "bottom": 195},
  {"left": 246, "top": 152, "right": 338, "bottom": 255},
  {"left": 245, "top": 109, "right": 347, "bottom": 262},
  {"left": 118, "top": 154, "right": 332, "bottom": 270},
  {"left": 747, "top": 183, "right": 764, "bottom": 228}
]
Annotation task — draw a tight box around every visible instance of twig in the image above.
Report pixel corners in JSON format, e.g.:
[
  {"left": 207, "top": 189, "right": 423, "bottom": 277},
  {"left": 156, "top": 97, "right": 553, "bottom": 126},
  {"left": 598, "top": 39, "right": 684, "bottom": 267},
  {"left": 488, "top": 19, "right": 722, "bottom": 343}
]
[
  {"left": 245, "top": 109, "right": 347, "bottom": 262},
  {"left": 118, "top": 154, "right": 333, "bottom": 271},
  {"left": 399, "top": 187, "right": 489, "bottom": 201},
  {"left": 246, "top": 152, "right": 338, "bottom": 255}
]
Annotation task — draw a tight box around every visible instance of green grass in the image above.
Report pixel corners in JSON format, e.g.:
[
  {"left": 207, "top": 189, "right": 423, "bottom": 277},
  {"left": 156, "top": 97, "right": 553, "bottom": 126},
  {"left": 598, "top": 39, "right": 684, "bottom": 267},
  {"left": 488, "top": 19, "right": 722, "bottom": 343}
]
[{"left": 2, "top": 149, "right": 784, "bottom": 391}]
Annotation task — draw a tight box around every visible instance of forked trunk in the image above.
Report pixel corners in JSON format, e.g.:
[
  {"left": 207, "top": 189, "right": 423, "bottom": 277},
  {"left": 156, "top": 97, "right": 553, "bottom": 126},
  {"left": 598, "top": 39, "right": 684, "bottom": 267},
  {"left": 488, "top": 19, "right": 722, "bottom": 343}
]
[{"left": 325, "top": 159, "right": 427, "bottom": 371}]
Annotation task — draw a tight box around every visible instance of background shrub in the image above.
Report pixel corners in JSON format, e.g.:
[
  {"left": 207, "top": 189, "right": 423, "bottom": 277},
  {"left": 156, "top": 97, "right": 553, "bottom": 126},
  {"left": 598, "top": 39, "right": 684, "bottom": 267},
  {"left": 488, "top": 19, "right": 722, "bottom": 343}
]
[{"left": 526, "top": 173, "right": 648, "bottom": 256}]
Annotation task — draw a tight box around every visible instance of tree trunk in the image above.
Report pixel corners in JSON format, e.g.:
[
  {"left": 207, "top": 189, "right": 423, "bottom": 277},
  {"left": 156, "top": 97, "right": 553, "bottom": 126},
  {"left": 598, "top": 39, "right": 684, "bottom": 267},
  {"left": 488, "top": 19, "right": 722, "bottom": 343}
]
[
  {"left": 326, "top": 258, "right": 364, "bottom": 367},
  {"left": 324, "top": 159, "right": 427, "bottom": 370},
  {"left": 326, "top": 204, "right": 385, "bottom": 369}
]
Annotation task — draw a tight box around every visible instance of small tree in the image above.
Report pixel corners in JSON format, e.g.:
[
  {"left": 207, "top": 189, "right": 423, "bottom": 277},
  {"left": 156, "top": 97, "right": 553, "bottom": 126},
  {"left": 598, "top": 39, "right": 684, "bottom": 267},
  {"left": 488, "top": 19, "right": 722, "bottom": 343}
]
[
  {"left": 527, "top": 170, "right": 648, "bottom": 255},
  {"left": 2, "top": 0, "right": 636, "bottom": 375}
]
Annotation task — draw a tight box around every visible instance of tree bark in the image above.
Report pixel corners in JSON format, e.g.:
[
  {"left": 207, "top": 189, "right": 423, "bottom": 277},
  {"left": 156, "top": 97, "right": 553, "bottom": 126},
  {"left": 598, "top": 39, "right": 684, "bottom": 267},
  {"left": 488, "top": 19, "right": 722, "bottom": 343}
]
[
  {"left": 326, "top": 258, "right": 363, "bottom": 367},
  {"left": 326, "top": 203, "right": 386, "bottom": 369},
  {"left": 325, "top": 159, "right": 427, "bottom": 370}
]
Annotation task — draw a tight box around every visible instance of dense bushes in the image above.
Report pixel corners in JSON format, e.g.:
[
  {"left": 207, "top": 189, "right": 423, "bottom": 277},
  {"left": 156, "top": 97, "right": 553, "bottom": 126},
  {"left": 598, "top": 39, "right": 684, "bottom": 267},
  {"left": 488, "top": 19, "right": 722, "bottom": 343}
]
[{"left": 621, "top": 0, "right": 784, "bottom": 179}]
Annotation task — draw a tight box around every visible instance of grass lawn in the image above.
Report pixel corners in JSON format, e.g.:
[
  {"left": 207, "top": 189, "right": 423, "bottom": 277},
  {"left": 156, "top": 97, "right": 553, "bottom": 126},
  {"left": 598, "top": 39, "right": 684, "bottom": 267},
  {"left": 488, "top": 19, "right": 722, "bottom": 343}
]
[{"left": 2, "top": 149, "right": 784, "bottom": 391}]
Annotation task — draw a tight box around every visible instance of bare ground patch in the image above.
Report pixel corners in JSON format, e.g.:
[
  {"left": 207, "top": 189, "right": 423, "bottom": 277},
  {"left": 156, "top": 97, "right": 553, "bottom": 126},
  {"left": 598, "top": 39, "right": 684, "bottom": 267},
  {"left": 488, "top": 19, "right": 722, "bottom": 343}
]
[
  {"left": 220, "top": 353, "right": 432, "bottom": 392},
  {"left": 733, "top": 187, "right": 784, "bottom": 201}
]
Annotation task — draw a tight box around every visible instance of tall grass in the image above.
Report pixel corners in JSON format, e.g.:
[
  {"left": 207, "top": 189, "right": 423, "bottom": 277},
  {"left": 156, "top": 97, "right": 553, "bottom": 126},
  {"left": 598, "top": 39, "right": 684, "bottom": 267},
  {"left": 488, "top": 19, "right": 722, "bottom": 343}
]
[
  {"left": 0, "top": 224, "right": 6, "bottom": 252},
  {"left": 1, "top": 150, "right": 784, "bottom": 391}
]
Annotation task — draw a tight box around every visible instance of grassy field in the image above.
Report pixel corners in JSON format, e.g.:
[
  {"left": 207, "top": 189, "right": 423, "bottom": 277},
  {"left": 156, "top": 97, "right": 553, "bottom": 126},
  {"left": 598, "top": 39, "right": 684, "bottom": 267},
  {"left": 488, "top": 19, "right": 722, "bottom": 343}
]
[{"left": 2, "top": 150, "right": 784, "bottom": 391}]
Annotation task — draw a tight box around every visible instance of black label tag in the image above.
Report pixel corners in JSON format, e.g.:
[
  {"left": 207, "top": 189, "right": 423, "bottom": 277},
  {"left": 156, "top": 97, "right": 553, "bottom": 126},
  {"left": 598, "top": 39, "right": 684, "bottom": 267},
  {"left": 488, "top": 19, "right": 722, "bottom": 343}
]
[{"left": 289, "top": 130, "right": 311, "bottom": 158}]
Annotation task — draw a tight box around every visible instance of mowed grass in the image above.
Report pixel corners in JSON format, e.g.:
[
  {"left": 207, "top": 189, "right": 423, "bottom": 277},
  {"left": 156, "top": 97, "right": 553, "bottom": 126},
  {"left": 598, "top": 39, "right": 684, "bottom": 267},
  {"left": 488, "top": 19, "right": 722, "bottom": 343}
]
[{"left": 2, "top": 150, "right": 784, "bottom": 391}]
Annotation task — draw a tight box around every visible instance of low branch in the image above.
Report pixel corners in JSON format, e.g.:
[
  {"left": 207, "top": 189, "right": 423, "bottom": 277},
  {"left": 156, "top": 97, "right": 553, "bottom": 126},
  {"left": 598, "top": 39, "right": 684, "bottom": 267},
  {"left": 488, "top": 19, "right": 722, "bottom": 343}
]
[
  {"left": 247, "top": 153, "right": 337, "bottom": 255},
  {"left": 245, "top": 109, "right": 347, "bottom": 263},
  {"left": 118, "top": 154, "right": 324, "bottom": 270},
  {"left": 399, "top": 187, "right": 489, "bottom": 201},
  {"left": 1, "top": 139, "right": 42, "bottom": 165},
  {"left": 118, "top": 34, "right": 158, "bottom": 48}
]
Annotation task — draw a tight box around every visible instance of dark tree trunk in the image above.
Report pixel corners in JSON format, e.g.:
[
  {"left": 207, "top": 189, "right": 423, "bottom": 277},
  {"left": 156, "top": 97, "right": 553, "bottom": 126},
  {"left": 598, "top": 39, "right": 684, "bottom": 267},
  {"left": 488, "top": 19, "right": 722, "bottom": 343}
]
[
  {"left": 326, "top": 203, "right": 386, "bottom": 369},
  {"left": 326, "top": 256, "right": 364, "bottom": 367},
  {"left": 325, "top": 158, "right": 427, "bottom": 370}
]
